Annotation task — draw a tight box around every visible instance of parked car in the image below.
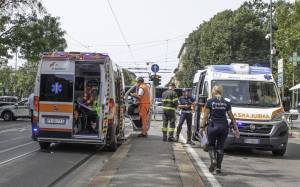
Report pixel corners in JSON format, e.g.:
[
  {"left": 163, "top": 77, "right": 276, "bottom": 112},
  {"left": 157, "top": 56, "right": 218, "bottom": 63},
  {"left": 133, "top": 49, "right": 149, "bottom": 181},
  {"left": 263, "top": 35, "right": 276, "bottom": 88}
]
[
  {"left": 0, "top": 96, "right": 18, "bottom": 107},
  {"left": 0, "top": 99, "right": 30, "bottom": 121}
]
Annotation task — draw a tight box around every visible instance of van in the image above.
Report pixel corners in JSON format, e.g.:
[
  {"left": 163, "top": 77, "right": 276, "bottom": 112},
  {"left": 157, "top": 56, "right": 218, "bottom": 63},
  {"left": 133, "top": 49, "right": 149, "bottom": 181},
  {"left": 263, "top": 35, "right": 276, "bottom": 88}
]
[
  {"left": 193, "top": 64, "right": 288, "bottom": 156},
  {"left": 32, "top": 52, "right": 126, "bottom": 151}
]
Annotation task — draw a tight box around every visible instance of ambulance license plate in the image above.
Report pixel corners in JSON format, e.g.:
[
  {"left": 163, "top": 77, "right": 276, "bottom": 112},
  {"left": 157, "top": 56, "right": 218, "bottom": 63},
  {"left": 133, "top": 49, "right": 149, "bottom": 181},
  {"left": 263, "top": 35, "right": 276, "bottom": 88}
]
[
  {"left": 45, "top": 118, "right": 66, "bottom": 125},
  {"left": 244, "top": 138, "right": 260, "bottom": 144}
]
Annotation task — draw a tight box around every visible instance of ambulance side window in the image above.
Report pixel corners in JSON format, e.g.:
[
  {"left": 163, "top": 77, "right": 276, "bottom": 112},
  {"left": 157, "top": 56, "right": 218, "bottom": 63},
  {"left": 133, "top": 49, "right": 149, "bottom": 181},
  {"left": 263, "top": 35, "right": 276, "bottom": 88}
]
[
  {"left": 198, "top": 73, "right": 206, "bottom": 95},
  {"left": 203, "top": 81, "right": 208, "bottom": 96}
]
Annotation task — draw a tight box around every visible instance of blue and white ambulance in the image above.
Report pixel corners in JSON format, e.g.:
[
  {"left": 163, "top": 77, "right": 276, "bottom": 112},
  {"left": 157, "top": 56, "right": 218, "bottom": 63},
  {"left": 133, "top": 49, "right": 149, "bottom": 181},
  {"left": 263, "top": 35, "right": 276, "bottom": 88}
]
[{"left": 193, "top": 63, "right": 288, "bottom": 156}]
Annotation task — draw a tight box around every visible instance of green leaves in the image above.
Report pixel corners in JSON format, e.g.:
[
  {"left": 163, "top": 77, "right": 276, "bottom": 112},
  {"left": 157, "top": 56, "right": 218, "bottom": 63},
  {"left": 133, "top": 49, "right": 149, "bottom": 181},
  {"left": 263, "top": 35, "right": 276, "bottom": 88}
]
[
  {"left": 176, "top": 1, "right": 269, "bottom": 87},
  {"left": 123, "top": 69, "right": 136, "bottom": 86},
  {"left": 0, "top": 0, "right": 66, "bottom": 97}
]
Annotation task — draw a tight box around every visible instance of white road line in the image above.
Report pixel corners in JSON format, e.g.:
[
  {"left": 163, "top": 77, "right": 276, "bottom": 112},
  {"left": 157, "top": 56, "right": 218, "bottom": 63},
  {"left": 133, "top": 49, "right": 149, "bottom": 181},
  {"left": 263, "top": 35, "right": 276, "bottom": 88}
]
[
  {"left": 0, "top": 149, "right": 39, "bottom": 166},
  {"left": 0, "top": 142, "right": 35, "bottom": 154},
  {"left": 0, "top": 135, "right": 29, "bottom": 144},
  {"left": 180, "top": 135, "right": 222, "bottom": 187}
]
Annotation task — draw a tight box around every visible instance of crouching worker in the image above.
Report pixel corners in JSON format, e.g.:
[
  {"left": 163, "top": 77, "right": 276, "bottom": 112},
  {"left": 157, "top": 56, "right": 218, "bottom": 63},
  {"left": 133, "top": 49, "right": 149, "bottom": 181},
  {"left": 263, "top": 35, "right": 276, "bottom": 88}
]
[{"left": 200, "top": 85, "right": 240, "bottom": 174}]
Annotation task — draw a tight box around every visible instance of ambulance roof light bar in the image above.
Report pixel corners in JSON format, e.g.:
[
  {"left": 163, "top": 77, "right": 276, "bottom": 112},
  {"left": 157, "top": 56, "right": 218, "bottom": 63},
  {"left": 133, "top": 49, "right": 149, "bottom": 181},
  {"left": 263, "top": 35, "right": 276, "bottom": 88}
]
[
  {"left": 210, "top": 63, "right": 271, "bottom": 75},
  {"left": 41, "top": 51, "right": 109, "bottom": 60}
]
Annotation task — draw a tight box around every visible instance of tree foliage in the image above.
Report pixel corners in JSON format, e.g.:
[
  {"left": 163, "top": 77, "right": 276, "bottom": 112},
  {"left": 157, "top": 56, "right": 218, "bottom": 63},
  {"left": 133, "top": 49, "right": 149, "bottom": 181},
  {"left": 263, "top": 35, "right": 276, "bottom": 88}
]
[
  {"left": 176, "top": 0, "right": 300, "bottom": 93},
  {"left": 122, "top": 68, "right": 136, "bottom": 86},
  {"left": 274, "top": 0, "right": 300, "bottom": 94},
  {"left": 177, "top": 1, "right": 269, "bottom": 87},
  {"left": 0, "top": 0, "right": 67, "bottom": 97}
]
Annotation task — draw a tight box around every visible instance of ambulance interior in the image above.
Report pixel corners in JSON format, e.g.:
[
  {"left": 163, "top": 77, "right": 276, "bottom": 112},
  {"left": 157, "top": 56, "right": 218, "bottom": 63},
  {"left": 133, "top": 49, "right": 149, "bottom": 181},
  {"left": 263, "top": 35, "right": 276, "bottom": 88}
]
[
  {"left": 126, "top": 86, "right": 143, "bottom": 130},
  {"left": 73, "top": 61, "right": 102, "bottom": 135}
]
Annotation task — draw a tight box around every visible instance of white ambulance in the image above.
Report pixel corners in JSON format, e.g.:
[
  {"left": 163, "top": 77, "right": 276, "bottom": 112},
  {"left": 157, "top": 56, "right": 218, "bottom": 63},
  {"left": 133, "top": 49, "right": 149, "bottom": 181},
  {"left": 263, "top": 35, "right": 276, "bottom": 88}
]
[
  {"left": 32, "top": 52, "right": 126, "bottom": 151},
  {"left": 193, "top": 64, "right": 288, "bottom": 156}
]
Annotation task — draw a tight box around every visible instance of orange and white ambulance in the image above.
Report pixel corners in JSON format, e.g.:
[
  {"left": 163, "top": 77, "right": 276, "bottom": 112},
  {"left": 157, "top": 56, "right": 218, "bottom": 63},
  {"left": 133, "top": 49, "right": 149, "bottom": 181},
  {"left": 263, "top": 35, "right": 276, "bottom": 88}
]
[{"left": 32, "top": 52, "right": 125, "bottom": 151}]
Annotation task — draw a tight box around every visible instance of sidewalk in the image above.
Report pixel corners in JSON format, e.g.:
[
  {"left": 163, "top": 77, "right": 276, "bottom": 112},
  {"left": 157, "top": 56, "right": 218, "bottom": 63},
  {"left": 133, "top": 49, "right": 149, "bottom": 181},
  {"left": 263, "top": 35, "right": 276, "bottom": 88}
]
[
  {"left": 291, "top": 119, "right": 300, "bottom": 139},
  {"left": 88, "top": 121, "right": 204, "bottom": 187}
]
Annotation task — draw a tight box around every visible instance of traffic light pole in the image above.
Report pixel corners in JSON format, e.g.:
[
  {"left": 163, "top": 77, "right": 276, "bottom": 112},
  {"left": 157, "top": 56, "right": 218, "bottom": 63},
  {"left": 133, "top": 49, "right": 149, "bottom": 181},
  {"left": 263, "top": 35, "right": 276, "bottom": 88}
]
[{"left": 152, "top": 72, "right": 157, "bottom": 120}]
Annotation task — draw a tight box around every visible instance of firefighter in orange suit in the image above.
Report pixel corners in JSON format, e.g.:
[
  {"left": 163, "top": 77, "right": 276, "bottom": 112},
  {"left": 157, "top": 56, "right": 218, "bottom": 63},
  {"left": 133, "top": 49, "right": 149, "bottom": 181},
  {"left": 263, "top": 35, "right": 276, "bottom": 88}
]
[{"left": 131, "top": 77, "right": 151, "bottom": 137}]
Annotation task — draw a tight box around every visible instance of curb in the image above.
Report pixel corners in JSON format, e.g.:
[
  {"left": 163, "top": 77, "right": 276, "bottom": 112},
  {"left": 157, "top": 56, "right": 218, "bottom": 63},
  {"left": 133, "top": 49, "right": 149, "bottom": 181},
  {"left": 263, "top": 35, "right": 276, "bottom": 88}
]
[
  {"left": 88, "top": 136, "right": 132, "bottom": 187},
  {"left": 291, "top": 130, "right": 300, "bottom": 139},
  {"left": 173, "top": 142, "right": 205, "bottom": 187}
]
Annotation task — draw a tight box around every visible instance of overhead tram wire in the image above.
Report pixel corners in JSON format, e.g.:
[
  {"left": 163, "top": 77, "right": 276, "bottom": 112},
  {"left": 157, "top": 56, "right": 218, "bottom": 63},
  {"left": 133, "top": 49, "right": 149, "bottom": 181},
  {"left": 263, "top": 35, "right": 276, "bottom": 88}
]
[
  {"left": 106, "top": 0, "right": 137, "bottom": 65},
  {"left": 65, "top": 33, "right": 92, "bottom": 52}
]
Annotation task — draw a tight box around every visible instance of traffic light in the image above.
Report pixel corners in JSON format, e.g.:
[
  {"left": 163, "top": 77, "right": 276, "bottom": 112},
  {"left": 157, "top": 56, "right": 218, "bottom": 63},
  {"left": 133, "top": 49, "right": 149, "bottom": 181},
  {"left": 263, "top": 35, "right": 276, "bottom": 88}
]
[
  {"left": 156, "top": 75, "right": 161, "bottom": 85},
  {"left": 149, "top": 75, "right": 155, "bottom": 81}
]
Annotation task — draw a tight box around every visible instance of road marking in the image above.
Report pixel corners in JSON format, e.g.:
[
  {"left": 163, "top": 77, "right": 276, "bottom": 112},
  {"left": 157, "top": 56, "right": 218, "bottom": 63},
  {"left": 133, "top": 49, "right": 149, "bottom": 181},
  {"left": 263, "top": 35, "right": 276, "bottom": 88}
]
[
  {"left": 0, "top": 127, "right": 29, "bottom": 134},
  {"left": 0, "top": 149, "right": 39, "bottom": 166},
  {"left": 0, "top": 142, "right": 35, "bottom": 154},
  {"left": 0, "top": 135, "right": 29, "bottom": 144},
  {"left": 180, "top": 135, "right": 222, "bottom": 187}
]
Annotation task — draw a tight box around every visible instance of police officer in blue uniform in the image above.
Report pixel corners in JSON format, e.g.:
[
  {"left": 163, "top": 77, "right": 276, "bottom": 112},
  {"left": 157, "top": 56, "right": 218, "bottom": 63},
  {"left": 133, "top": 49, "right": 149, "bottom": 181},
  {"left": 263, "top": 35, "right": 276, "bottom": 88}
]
[
  {"left": 176, "top": 88, "right": 195, "bottom": 144},
  {"left": 200, "top": 85, "right": 240, "bottom": 174}
]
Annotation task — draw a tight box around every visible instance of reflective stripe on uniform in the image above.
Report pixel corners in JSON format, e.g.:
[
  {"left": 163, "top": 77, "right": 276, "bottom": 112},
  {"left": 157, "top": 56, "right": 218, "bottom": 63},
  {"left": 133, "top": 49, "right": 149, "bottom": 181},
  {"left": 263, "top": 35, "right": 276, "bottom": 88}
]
[
  {"left": 162, "top": 98, "right": 178, "bottom": 102},
  {"left": 162, "top": 128, "right": 175, "bottom": 132},
  {"left": 162, "top": 106, "right": 176, "bottom": 111}
]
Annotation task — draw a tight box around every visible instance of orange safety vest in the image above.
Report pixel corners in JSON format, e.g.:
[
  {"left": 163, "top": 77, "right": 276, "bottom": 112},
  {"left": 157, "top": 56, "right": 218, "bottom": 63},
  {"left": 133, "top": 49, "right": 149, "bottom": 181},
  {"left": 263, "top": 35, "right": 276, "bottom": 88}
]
[{"left": 139, "top": 83, "right": 150, "bottom": 104}]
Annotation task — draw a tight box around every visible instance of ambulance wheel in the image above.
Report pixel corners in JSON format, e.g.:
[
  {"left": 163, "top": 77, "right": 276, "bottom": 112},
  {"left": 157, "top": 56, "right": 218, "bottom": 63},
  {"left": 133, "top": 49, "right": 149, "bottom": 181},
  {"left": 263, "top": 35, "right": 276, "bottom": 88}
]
[
  {"left": 107, "top": 124, "right": 118, "bottom": 152},
  {"left": 39, "top": 142, "right": 50, "bottom": 150},
  {"left": 272, "top": 148, "right": 286, "bottom": 156}
]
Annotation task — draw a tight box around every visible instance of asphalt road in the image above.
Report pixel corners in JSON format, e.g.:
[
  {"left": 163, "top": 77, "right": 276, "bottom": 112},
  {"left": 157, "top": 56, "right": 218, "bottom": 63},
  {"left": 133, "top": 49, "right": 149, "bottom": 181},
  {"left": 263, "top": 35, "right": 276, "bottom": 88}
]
[
  {"left": 2, "top": 117, "right": 300, "bottom": 187},
  {"left": 174, "top": 117, "right": 300, "bottom": 187},
  {"left": 0, "top": 120, "right": 113, "bottom": 187}
]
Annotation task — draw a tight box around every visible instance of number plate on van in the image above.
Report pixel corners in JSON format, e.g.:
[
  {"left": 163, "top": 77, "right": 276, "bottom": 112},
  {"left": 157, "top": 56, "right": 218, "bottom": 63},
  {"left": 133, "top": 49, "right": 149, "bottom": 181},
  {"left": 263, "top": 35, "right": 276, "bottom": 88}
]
[
  {"left": 244, "top": 138, "right": 260, "bottom": 144},
  {"left": 45, "top": 118, "right": 66, "bottom": 125}
]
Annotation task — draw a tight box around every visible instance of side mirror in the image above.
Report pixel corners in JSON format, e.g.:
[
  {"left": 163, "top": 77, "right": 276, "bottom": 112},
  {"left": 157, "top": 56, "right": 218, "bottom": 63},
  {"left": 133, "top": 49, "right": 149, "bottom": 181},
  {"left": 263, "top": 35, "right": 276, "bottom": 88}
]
[{"left": 198, "top": 95, "right": 207, "bottom": 106}]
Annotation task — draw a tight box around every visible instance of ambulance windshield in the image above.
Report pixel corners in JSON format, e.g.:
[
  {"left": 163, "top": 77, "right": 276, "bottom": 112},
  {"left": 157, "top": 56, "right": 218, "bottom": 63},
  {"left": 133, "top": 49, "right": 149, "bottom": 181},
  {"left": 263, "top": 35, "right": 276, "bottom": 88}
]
[{"left": 212, "top": 80, "right": 280, "bottom": 107}]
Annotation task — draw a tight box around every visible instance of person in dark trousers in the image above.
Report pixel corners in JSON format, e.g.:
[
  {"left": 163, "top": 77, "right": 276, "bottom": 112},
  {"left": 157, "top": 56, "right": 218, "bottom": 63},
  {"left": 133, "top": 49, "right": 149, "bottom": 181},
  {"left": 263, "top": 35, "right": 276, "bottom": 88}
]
[
  {"left": 176, "top": 88, "right": 195, "bottom": 144},
  {"left": 162, "top": 83, "right": 178, "bottom": 142},
  {"left": 200, "top": 85, "right": 240, "bottom": 174}
]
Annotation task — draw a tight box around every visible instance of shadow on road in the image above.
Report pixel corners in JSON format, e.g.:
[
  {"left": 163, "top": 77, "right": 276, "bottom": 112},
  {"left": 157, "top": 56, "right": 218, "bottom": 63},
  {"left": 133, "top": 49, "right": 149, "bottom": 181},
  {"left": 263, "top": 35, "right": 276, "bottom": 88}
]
[
  {"left": 39, "top": 143, "right": 104, "bottom": 154},
  {"left": 224, "top": 141, "right": 300, "bottom": 160}
]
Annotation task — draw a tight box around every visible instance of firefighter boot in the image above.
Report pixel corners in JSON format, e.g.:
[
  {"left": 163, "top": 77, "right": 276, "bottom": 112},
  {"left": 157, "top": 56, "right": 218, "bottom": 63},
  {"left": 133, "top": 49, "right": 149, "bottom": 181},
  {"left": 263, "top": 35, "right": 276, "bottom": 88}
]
[
  {"left": 186, "top": 131, "right": 195, "bottom": 145},
  {"left": 208, "top": 147, "right": 217, "bottom": 173},
  {"left": 216, "top": 150, "right": 224, "bottom": 174},
  {"left": 168, "top": 132, "right": 175, "bottom": 142},
  {"left": 163, "top": 132, "right": 167, "bottom": 142}
]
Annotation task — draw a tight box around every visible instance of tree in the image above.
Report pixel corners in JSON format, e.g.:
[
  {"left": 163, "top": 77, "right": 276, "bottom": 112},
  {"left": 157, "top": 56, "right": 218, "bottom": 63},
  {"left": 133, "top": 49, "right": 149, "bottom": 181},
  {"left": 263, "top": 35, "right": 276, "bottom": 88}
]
[
  {"left": 274, "top": 0, "right": 300, "bottom": 94},
  {"left": 176, "top": 2, "right": 269, "bottom": 87},
  {"left": 0, "top": 0, "right": 67, "bottom": 97},
  {"left": 123, "top": 68, "right": 136, "bottom": 86}
]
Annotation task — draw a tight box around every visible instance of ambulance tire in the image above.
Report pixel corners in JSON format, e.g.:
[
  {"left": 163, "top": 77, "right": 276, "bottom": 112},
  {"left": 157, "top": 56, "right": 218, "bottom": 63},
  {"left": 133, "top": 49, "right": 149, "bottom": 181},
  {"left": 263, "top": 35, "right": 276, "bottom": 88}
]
[
  {"left": 39, "top": 142, "right": 50, "bottom": 150},
  {"left": 272, "top": 148, "right": 286, "bottom": 156},
  {"left": 107, "top": 124, "right": 118, "bottom": 152}
]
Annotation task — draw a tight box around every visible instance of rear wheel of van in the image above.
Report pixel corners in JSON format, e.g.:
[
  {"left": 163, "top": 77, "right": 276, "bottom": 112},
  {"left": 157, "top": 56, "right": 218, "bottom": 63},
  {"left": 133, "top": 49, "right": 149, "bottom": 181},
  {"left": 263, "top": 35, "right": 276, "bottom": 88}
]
[
  {"left": 106, "top": 124, "right": 118, "bottom": 152},
  {"left": 2, "top": 111, "right": 13, "bottom": 121},
  {"left": 39, "top": 142, "right": 50, "bottom": 150},
  {"left": 272, "top": 148, "right": 286, "bottom": 156}
]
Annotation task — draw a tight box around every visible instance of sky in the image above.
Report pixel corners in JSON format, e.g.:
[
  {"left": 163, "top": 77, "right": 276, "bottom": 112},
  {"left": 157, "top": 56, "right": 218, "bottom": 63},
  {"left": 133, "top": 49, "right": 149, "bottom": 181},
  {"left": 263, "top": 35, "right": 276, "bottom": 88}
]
[{"left": 33, "top": 0, "right": 251, "bottom": 85}]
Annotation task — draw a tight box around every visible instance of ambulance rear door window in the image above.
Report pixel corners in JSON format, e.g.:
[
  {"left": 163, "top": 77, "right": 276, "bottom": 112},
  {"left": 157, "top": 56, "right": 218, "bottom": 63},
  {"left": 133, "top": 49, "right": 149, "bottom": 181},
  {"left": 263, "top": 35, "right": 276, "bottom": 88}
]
[{"left": 40, "top": 74, "right": 73, "bottom": 102}]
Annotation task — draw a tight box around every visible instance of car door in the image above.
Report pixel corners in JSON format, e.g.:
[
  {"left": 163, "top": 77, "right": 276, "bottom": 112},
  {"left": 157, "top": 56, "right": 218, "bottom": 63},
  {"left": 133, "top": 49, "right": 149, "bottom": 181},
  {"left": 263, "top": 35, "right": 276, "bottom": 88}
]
[{"left": 16, "top": 100, "right": 29, "bottom": 117}]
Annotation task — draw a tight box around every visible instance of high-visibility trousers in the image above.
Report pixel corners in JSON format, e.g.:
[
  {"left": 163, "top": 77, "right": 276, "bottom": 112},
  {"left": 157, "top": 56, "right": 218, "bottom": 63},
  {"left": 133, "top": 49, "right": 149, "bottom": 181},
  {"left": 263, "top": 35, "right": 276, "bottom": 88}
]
[
  {"left": 162, "top": 109, "right": 176, "bottom": 136},
  {"left": 139, "top": 103, "right": 150, "bottom": 135}
]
